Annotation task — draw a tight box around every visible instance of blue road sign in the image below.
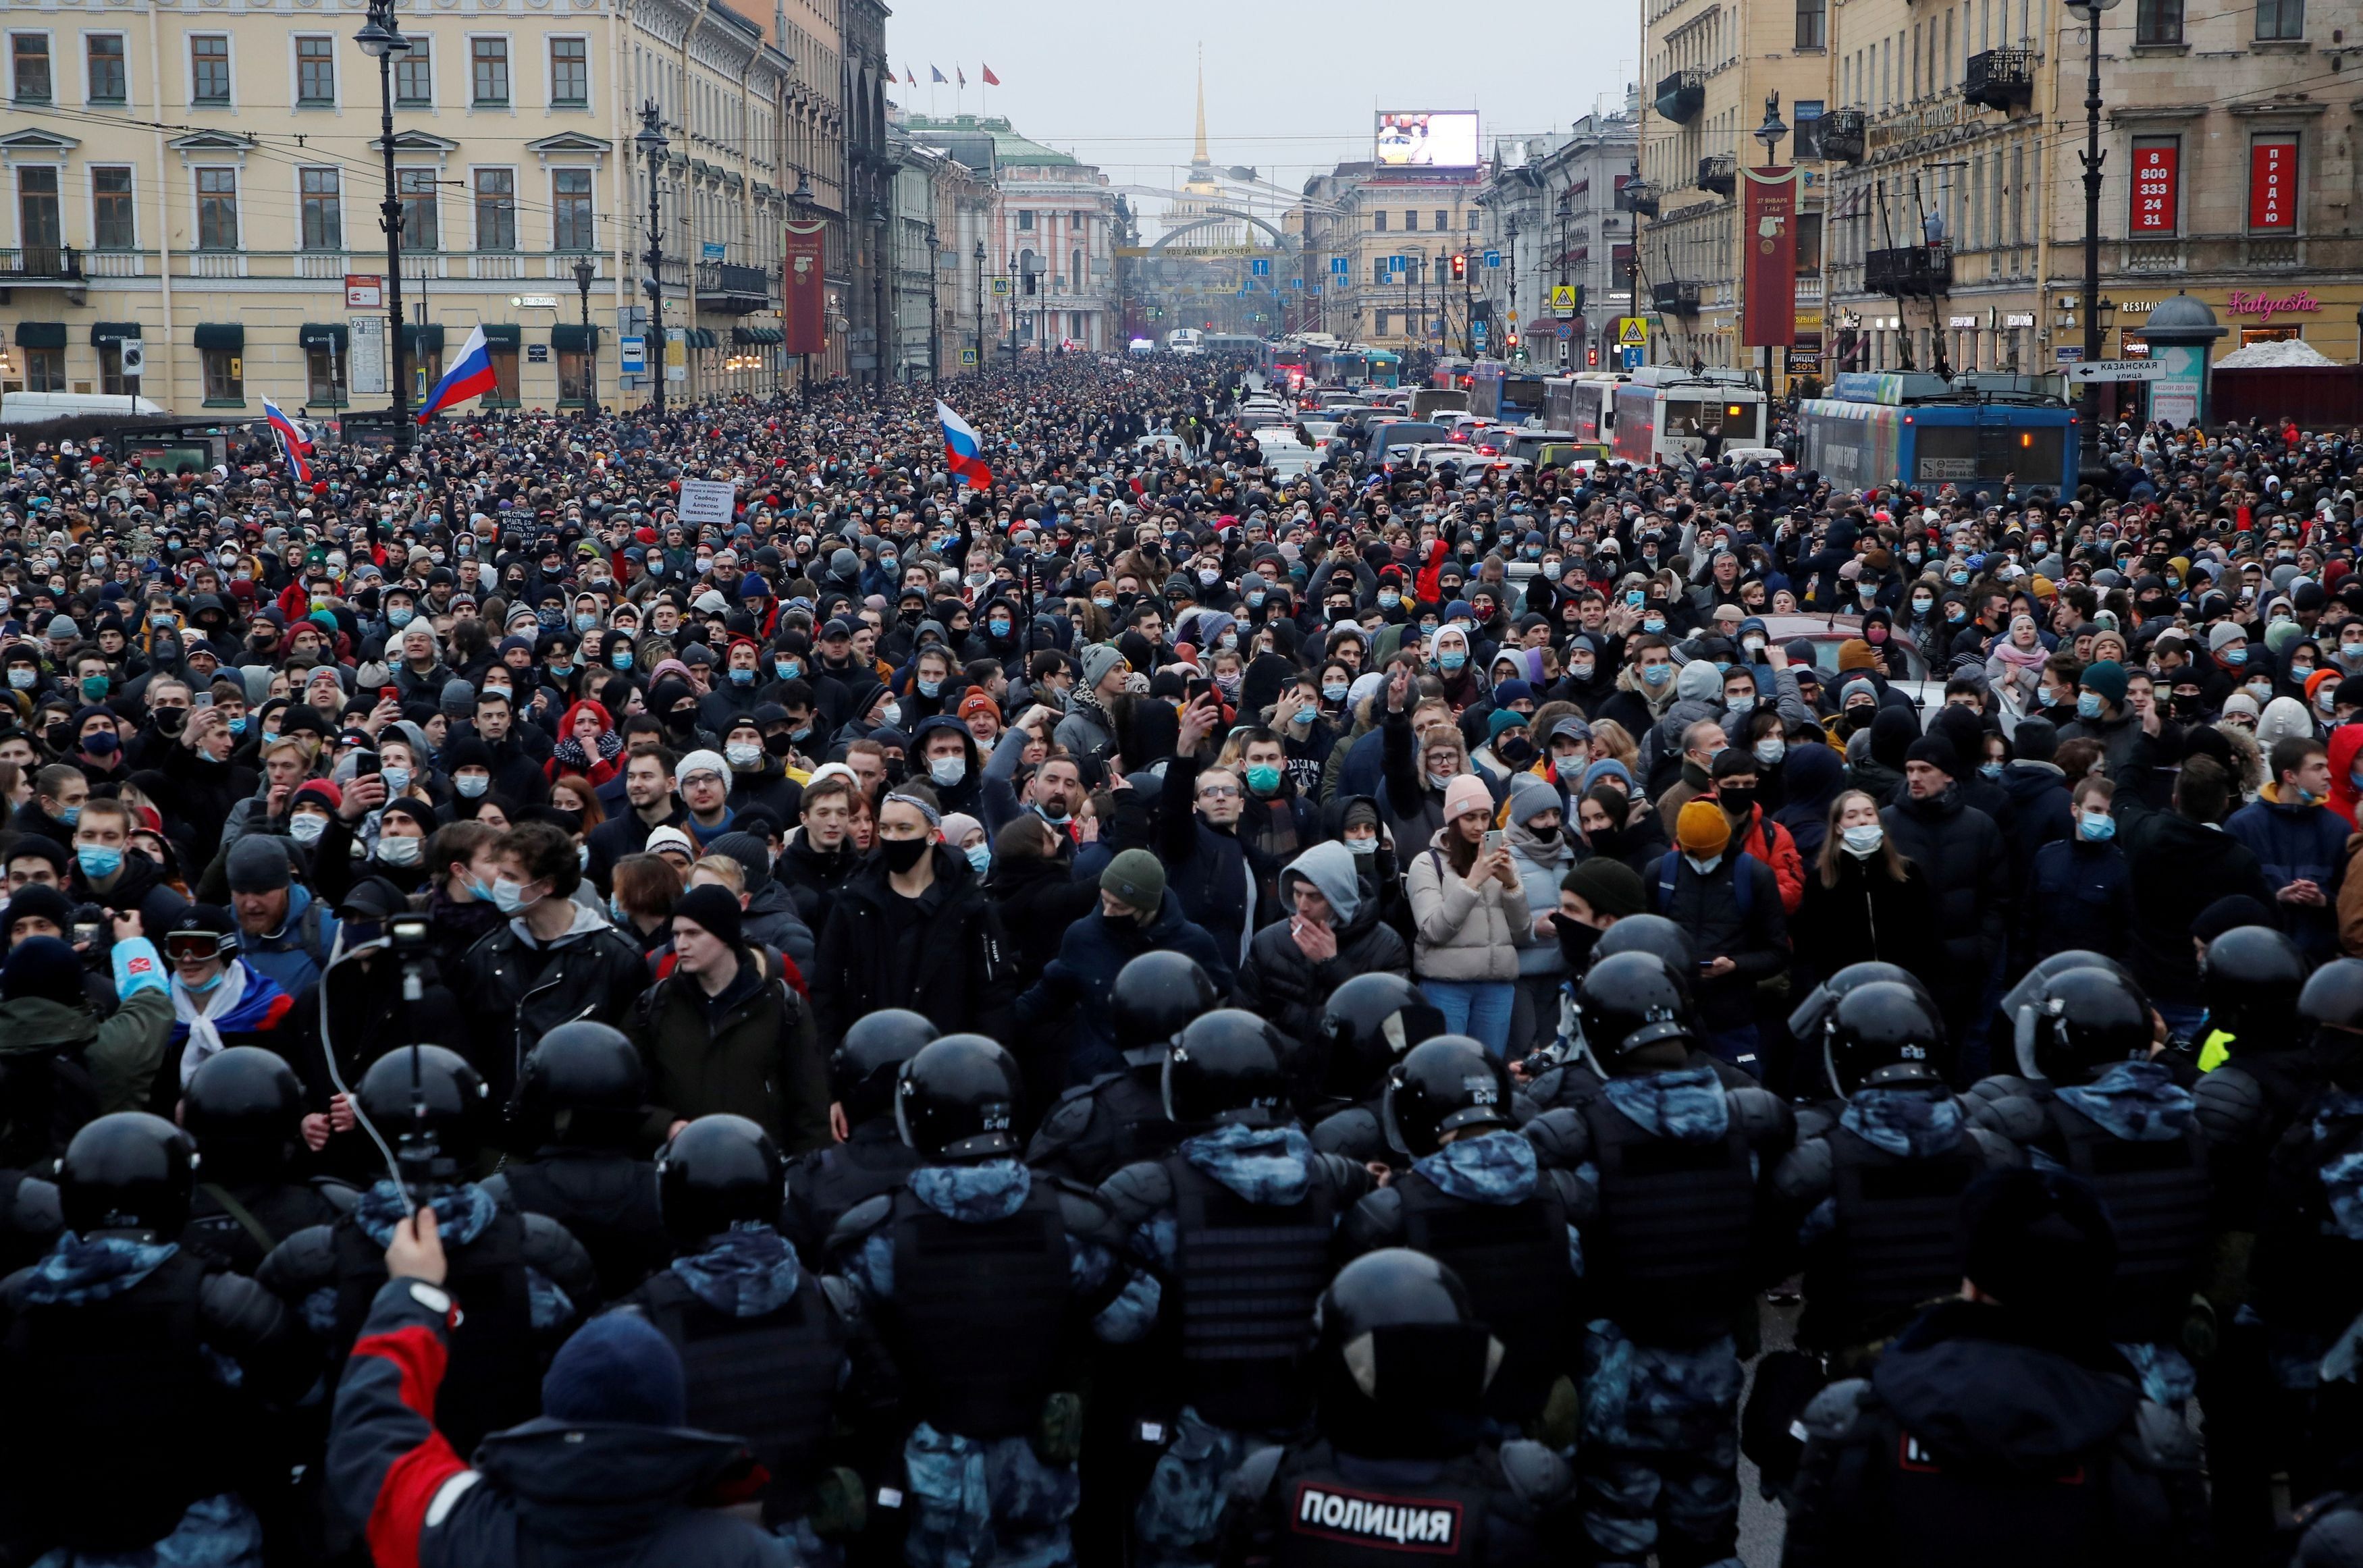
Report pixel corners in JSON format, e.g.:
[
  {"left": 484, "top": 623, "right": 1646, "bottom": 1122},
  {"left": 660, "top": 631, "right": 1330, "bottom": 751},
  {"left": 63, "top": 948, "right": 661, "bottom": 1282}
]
[
  {"left": 1331, "top": 256, "right": 1349, "bottom": 275},
  {"left": 1250, "top": 257, "right": 1271, "bottom": 276},
  {"left": 1484, "top": 250, "right": 1501, "bottom": 269}
]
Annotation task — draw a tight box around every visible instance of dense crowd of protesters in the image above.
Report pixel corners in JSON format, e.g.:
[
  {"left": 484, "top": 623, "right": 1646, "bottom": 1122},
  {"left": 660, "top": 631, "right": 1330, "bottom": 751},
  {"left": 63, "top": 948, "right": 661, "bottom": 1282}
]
[{"left": 0, "top": 354, "right": 2358, "bottom": 1568}]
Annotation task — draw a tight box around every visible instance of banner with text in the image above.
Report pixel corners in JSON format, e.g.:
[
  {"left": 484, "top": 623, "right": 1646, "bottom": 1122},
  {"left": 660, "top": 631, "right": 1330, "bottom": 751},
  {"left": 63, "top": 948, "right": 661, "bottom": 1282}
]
[
  {"left": 783, "top": 221, "right": 828, "bottom": 354},
  {"left": 1740, "top": 165, "right": 1799, "bottom": 349}
]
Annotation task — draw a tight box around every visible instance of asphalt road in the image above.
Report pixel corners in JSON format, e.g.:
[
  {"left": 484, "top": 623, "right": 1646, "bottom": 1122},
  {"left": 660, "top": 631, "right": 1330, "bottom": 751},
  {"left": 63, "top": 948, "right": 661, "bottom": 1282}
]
[{"left": 1736, "top": 1294, "right": 1802, "bottom": 1566}]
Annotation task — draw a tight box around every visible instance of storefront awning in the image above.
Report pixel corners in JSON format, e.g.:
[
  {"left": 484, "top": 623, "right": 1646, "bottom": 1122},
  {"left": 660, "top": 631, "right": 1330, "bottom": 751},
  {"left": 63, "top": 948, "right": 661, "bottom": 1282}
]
[
  {"left": 14, "top": 321, "right": 67, "bottom": 350},
  {"left": 550, "top": 325, "right": 602, "bottom": 352},
  {"left": 193, "top": 323, "right": 242, "bottom": 350},
  {"left": 90, "top": 321, "right": 142, "bottom": 345},
  {"left": 298, "top": 323, "right": 348, "bottom": 350}
]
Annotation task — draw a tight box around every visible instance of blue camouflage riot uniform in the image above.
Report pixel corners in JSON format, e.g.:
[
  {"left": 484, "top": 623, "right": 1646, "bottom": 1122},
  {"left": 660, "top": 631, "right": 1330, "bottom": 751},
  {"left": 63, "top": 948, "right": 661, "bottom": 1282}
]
[
  {"left": 1098, "top": 1123, "right": 1374, "bottom": 1568},
  {"left": 1774, "top": 1081, "right": 2021, "bottom": 1361},
  {"left": 1551, "top": 1062, "right": 1792, "bottom": 1568},
  {"left": 1967, "top": 1062, "right": 2212, "bottom": 1407},
  {"left": 0, "top": 1228, "right": 300, "bottom": 1567},
  {"left": 261, "top": 1179, "right": 600, "bottom": 1457},
  {"left": 831, "top": 1159, "right": 1150, "bottom": 1568},
  {"left": 616, "top": 1220, "right": 893, "bottom": 1550},
  {"left": 1336, "top": 1125, "right": 1585, "bottom": 1436}
]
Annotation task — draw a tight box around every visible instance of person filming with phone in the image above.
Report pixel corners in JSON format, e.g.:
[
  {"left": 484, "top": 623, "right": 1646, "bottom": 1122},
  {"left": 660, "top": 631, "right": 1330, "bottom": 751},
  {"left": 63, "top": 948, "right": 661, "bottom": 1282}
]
[{"left": 1404, "top": 772, "right": 1532, "bottom": 1057}]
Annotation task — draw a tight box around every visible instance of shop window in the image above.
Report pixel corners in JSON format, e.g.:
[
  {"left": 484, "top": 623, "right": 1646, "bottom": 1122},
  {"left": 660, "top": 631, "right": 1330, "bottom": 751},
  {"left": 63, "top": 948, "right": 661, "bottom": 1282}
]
[{"left": 201, "top": 348, "right": 242, "bottom": 404}]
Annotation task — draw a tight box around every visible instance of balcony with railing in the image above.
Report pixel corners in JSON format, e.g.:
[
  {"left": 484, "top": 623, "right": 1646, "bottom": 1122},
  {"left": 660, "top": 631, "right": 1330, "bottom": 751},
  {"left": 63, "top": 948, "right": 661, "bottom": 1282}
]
[
  {"left": 1819, "top": 109, "right": 1867, "bottom": 164},
  {"left": 1653, "top": 279, "right": 1701, "bottom": 315},
  {"left": 1965, "top": 48, "right": 2034, "bottom": 112},
  {"left": 1697, "top": 155, "right": 1736, "bottom": 197},
  {"left": 696, "top": 259, "right": 776, "bottom": 313},
  {"left": 1616, "top": 180, "right": 1661, "bottom": 217},
  {"left": 1654, "top": 68, "right": 1704, "bottom": 124},
  {"left": 0, "top": 246, "right": 83, "bottom": 283},
  {"left": 1865, "top": 243, "right": 1953, "bottom": 296}
]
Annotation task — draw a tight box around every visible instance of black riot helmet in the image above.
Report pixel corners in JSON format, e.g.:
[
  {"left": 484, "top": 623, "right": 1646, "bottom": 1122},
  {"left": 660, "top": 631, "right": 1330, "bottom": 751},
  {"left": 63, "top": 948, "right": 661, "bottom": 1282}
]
[
  {"left": 2200, "top": 925, "right": 2307, "bottom": 1048},
  {"left": 1112, "top": 952, "right": 1221, "bottom": 1066},
  {"left": 1383, "top": 1036, "right": 1512, "bottom": 1158},
  {"left": 834, "top": 1010, "right": 940, "bottom": 1123},
  {"left": 516, "top": 1021, "right": 647, "bottom": 1150},
  {"left": 656, "top": 1114, "right": 785, "bottom": 1254},
  {"left": 2299, "top": 956, "right": 2363, "bottom": 1082},
  {"left": 895, "top": 1035, "right": 1024, "bottom": 1161},
  {"left": 180, "top": 1046, "right": 305, "bottom": 1184},
  {"left": 1575, "top": 950, "right": 1699, "bottom": 1073},
  {"left": 1591, "top": 913, "right": 1697, "bottom": 975},
  {"left": 357, "top": 1045, "right": 493, "bottom": 1179},
  {"left": 1319, "top": 973, "right": 1448, "bottom": 1098},
  {"left": 1165, "top": 1010, "right": 1294, "bottom": 1129},
  {"left": 1822, "top": 981, "right": 1949, "bottom": 1097},
  {"left": 57, "top": 1112, "right": 198, "bottom": 1238},
  {"left": 1786, "top": 959, "right": 1930, "bottom": 1043},
  {"left": 2014, "top": 965, "right": 2154, "bottom": 1085},
  {"left": 1312, "top": 1248, "right": 1497, "bottom": 1459}
]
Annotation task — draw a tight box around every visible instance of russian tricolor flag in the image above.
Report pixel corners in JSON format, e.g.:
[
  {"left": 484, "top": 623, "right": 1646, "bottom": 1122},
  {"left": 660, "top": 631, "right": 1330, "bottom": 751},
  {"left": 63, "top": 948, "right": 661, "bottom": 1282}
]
[
  {"left": 416, "top": 325, "right": 498, "bottom": 423},
  {"left": 262, "top": 396, "right": 311, "bottom": 485},
  {"left": 939, "top": 400, "right": 993, "bottom": 489}
]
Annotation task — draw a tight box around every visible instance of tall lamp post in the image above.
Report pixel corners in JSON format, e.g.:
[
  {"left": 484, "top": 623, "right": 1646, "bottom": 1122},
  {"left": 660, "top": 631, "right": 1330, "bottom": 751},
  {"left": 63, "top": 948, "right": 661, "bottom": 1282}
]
[
  {"left": 1506, "top": 217, "right": 1520, "bottom": 358},
  {"left": 788, "top": 171, "right": 814, "bottom": 403},
  {"left": 570, "top": 255, "right": 598, "bottom": 414},
  {"left": 924, "top": 221, "right": 940, "bottom": 384},
  {"left": 635, "top": 101, "right": 668, "bottom": 415},
  {"left": 353, "top": 1, "right": 411, "bottom": 449},
  {"left": 2073, "top": 0, "right": 2120, "bottom": 418},
  {"left": 1007, "top": 252, "right": 1019, "bottom": 363},
  {"left": 972, "top": 239, "right": 986, "bottom": 377},
  {"left": 1753, "top": 96, "right": 1789, "bottom": 394}
]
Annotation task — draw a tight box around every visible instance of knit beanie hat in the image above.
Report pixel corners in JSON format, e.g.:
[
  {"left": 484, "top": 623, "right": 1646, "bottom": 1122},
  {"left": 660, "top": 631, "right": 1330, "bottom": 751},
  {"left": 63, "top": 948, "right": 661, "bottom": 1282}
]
[
  {"left": 672, "top": 884, "right": 744, "bottom": 949},
  {"left": 1101, "top": 848, "right": 1165, "bottom": 915},
  {"left": 1442, "top": 774, "right": 1493, "bottom": 823},
  {"left": 226, "top": 836, "right": 293, "bottom": 894},
  {"left": 1675, "top": 797, "right": 1732, "bottom": 856},
  {"left": 1904, "top": 734, "right": 1959, "bottom": 776},
  {"left": 1507, "top": 772, "right": 1559, "bottom": 826},
  {"left": 1836, "top": 639, "right": 1879, "bottom": 672},
  {"left": 1560, "top": 859, "right": 1647, "bottom": 920},
  {"left": 541, "top": 1312, "right": 687, "bottom": 1428},
  {"left": 2079, "top": 659, "right": 2129, "bottom": 708},
  {"left": 0, "top": 935, "right": 84, "bottom": 1006}
]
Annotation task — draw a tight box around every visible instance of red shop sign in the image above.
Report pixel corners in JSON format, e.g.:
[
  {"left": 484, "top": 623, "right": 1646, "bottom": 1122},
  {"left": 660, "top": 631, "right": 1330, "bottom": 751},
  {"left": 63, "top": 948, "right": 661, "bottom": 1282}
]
[
  {"left": 2250, "top": 138, "right": 2297, "bottom": 231},
  {"left": 2129, "top": 143, "right": 2177, "bottom": 234}
]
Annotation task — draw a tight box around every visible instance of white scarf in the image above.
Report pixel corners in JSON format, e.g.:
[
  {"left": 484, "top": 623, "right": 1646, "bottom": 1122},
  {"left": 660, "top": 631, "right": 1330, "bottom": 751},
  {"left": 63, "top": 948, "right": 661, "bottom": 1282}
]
[{"left": 173, "top": 961, "right": 250, "bottom": 1086}]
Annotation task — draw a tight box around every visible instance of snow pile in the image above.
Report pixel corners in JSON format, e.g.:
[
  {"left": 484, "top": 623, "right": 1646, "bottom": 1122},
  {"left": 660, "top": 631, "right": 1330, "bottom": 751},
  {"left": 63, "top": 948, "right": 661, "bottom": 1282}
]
[{"left": 2213, "top": 338, "right": 2337, "bottom": 370}]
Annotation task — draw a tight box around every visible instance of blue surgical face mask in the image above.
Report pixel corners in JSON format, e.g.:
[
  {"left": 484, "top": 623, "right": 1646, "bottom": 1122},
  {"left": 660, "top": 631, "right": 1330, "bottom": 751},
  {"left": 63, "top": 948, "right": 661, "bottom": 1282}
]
[
  {"left": 1641, "top": 664, "right": 1672, "bottom": 686},
  {"left": 387, "top": 607, "right": 415, "bottom": 628},
  {"left": 1379, "top": 591, "right": 1401, "bottom": 609},
  {"left": 609, "top": 894, "right": 631, "bottom": 925},
  {"left": 2221, "top": 645, "right": 2248, "bottom": 666},
  {"left": 729, "top": 667, "right": 755, "bottom": 686},
  {"left": 918, "top": 679, "right": 942, "bottom": 697},
  {"left": 456, "top": 773, "right": 490, "bottom": 798},
  {"left": 381, "top": 765, "right": 413, "bottom": 792},
  {"left": 491, "top": 877, "right": 541, "bottom": 915},
  {"left": 1840, "top": 823, "right": 1884, "bottom": 855},
  {"left": 610, "top": 650, "right": 634, "bottom": 671},
  {"left": 1294, "top": 704, "right": 1321, "bottom": 726},
  {"left": 2079, "top": 811, "right": 2116, "bottom": 842},
  {"left": 776, "top": 659, "right": 801, "bottom": 681},
  {"left": 1725, "top": 695, "right": 1754, "bottom": 715},
  {"left": 57, "top": 804, "right": 81, "bottom": 828},
  {"left": 574, "top": 613, "right": 600, "bottom": 632},
  {"left": 988, "top": 618, "right": 1011, "bottom": 636},
  {"left": 182, "top": 968, "right": 226, "bottom": 995},
  {"left": 964, "top": 843, "right": 992, "bottom": 875},
  {"left": 1439, "top": 650, "right": 1466, "bottom": 672},
  {"left": 1979, "top": 761, "right": 2004, "bottom": 780},
  {"left": 1643, "top": 616, "right": 1667, "bottom": 634},
  {"left": 75, "top": 842, "right": 122, "bottom": 880},
  {"left": 2077, "top": 691, "right": 2103, "bottom": 718}
]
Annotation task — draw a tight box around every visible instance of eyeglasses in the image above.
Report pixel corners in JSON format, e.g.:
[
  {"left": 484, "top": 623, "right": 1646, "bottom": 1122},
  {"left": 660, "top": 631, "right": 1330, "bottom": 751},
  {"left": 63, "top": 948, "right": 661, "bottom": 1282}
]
[{"left": 1198, "top": 786, "right": 1241, "bottom": 800}]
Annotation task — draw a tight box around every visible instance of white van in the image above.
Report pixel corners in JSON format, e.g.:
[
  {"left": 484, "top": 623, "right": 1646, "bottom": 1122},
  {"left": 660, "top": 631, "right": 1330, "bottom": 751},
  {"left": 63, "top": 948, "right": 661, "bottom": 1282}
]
[{"left": 1, "top": 390, "right": 169, "bottom": 423}]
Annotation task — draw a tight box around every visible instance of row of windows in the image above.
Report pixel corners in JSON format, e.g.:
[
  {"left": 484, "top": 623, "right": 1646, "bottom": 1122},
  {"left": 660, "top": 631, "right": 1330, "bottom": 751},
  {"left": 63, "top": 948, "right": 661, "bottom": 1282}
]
[
  {"left": 1369, "top": 210, "right": 1481, "bottom": 233},
  {"left": 8, "top": 29, "right": 591, "bottom": 109},
  {"left": 2135, "top": 0, "right": 2304, "bottom": 42},
  {"left": 13, "top": 163, "right": 597, "bottom": 252}
]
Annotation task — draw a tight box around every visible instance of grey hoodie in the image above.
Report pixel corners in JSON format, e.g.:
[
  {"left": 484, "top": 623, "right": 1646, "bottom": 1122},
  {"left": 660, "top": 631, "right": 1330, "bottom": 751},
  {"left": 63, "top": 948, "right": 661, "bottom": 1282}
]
[{"left": 1283, "top": 840, "right": 1362, "bottom": 925}]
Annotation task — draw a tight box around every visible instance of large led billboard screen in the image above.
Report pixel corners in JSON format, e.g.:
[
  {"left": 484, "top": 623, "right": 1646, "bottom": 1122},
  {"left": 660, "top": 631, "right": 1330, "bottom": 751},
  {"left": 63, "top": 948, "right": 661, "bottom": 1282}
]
[{"left": 1375, "top": 111, "right": 1480, "bottom": 168}]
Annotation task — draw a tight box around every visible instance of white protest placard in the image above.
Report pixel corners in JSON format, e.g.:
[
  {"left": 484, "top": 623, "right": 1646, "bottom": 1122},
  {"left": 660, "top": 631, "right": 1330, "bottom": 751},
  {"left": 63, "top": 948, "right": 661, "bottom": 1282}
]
[{"left": 676, "top": 477, "right": 738, "bottom": 526}]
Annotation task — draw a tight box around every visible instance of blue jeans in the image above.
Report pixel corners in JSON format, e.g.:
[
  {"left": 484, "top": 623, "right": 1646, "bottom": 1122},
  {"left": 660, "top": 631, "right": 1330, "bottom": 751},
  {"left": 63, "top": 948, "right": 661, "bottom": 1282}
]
[{"left": 1423, "top": 979, "right": 1516, "bottom": 1057}]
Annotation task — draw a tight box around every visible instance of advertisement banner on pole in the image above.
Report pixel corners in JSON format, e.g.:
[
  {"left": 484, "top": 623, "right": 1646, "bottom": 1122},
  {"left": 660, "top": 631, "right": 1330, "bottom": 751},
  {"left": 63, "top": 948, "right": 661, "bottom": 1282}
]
[
  {"left": 782, "top": 221, "right": 828, "bottom": 354},
  {"left": 1739, "top": 165, "right": 1798, "bottom": 349}
]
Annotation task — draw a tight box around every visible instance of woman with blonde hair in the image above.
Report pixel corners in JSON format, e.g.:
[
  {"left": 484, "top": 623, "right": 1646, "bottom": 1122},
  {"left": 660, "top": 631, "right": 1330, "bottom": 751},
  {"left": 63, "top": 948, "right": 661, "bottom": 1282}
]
[
  {"left": 1405, "top": 773, "right": 1532, "bottom": 1055},
  {"left": 1794, "top": 789, "right": 1938, "bottom": 989}
]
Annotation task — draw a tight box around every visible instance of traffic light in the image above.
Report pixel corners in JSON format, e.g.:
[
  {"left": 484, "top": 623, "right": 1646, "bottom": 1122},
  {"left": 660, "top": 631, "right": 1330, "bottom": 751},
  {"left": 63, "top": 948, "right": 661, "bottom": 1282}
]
[
  {"left": 1587, "top": 346, "right": 1600, "bottom": 367},
  {"left": 1506, "top": 331, "right": 1520, "bottom": 348},
  {"left": 1449, "top": 254, "right": 1468, "bottom": 282}
]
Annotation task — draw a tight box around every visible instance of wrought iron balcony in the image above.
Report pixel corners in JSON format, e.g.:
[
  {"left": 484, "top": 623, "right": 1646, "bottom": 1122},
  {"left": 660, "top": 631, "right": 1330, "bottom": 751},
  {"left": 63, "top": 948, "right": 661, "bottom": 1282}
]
[
  {"left": 1697, "top": 155, "right": 1736, "bottom": 196},
  {"left": 1616, "top": 180, "right": 1660, "bottom": 217},
  {"left": 1965, "top": 49, "right": 2033, "bottom": 112},
  {"left": 695, "top": 260, "right": 776, "bottom": 313},
  {"left": 1653, "top": 279, "right": 1701, "bottom": 315},
  {"left": 1818, "top": 109, "right": 1867, "bottom": 164},
  {"left": 0, "top": 246, "right": 82, "bottom": 283},
  {"left": 1865, "top": 243, "right": 1953, "bottom": 297},
  {"left": 1654, "top": 68, "right": 1704, "bottom": 124}
]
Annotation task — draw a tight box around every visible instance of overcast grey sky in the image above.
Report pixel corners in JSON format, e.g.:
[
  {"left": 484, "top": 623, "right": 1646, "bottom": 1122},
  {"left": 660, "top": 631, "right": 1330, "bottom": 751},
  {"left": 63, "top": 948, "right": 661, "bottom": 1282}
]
[{"left": 882, "top": 0, "right": 1639, "bottom": 200}]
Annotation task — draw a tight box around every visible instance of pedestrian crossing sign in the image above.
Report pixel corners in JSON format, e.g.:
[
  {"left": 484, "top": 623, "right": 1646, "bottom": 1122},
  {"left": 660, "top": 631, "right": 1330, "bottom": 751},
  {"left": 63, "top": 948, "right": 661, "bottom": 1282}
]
[
  {"left": 1551, "top": 285, "right": 1580, "bottom": 317},
  {"left": 1616, "top": 317, "right": 1650, "bottom": 346}
]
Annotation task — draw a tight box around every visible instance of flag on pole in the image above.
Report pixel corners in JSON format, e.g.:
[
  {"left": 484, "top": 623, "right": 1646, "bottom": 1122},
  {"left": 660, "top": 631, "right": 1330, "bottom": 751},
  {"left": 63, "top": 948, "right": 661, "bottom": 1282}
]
[
  {"left": 262, "top": 397, "right": 312, "bottom": 485},
  {"left": 938, "top": 400, "right": 994, "bottom": 489},
  {"left": 415, "top": 325, "right": 498, "bottom": 423},
  {"left": 981, "top": 62, "right": 1001, "bottom": 86},
  {"left": 956, "top": 66, "right": 965, "bottom": 87},
  {"left": 930, "top": 64, "right": 947, "bottom": 82},
  {"left": 903, "top": 63, "right": 916, "bottom": 84}
]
